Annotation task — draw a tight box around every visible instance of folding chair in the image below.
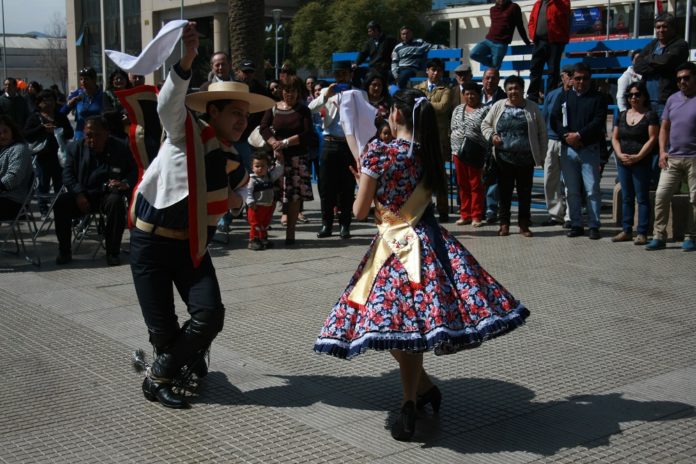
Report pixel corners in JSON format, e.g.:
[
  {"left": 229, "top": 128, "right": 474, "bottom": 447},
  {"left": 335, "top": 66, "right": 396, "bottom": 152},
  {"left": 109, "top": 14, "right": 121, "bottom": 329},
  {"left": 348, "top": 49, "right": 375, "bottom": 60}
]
[
  {"left": 72, "top": 211, "right": 106, "bottom": 259},
  {"left": 33, "top": 185, "right": 67, "bottom": 240},
  {"left": 1, "top": 174, "right": 41, "bottom": 266}
]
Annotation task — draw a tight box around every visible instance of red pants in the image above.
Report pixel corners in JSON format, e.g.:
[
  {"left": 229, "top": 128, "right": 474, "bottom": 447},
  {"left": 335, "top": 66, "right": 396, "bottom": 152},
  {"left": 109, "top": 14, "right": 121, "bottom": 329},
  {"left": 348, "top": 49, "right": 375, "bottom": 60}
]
[
  {"left": 247, "top": 204, "right": 274, "bottom": 240},
  {"left": 454, "top": 157, "right": 484, "bottom": 221}
]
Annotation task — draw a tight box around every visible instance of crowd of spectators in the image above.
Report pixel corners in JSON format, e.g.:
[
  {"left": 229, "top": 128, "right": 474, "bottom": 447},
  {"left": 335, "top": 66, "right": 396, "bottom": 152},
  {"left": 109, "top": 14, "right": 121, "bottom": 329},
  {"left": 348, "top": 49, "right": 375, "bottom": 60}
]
[{"left": 2, "top": 9, "right": 695, "bottom": 267}]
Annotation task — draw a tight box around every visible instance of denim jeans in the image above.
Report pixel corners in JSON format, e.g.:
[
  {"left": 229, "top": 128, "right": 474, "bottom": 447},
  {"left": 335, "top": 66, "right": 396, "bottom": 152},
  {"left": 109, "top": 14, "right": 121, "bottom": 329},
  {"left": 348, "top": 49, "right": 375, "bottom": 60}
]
[
  {"left": 396, "top": 68, "right": 417, "bottom": 89},
  {"left": 470, "top": 39, "right": 508, "bottom": 70},
  {"left": 486, "top": 182, "right": 499, "bottom": 218},
  {"left": 616, "top": 159, "right": 651, "bottom": 235},
  {"left": 560, "top": 144, "right": 602, "bottom": 229}
]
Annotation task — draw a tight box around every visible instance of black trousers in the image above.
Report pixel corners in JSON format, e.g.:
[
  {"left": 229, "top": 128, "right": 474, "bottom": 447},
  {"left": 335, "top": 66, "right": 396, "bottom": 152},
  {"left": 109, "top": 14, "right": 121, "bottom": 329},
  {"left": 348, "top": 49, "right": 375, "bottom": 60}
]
[
  {"left": 0, "top": 197, "right": 22, "bottom": 221},
  {"left": 34, "top": 153, "right": 63, "bottom": 199},
  {"left": 53, "top": 190, "right": 127, "bottom": 255},
  {"left": 527, "top": 40, "right": 566, "bottom": 100},
  {"left": 497, "top": 159, "right": 534, "bottom": 226},
  {"left": 130, "top": 228, "right": 225, "bottom": 378},
  {"left": 319, "top": 140, "right": 356, "bottom": 227}
]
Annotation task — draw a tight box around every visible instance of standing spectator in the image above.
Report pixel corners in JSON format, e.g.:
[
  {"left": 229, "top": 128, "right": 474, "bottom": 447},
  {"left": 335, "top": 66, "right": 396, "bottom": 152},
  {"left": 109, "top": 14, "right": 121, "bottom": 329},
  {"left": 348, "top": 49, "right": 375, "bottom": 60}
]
[
  {"left": 470, "top": 0, "right": 530, "bottom": 71},
  {"left": 415, "top": 58, "right": 454, "bottom": 222},
  {"left": 260, "top": 76, "right": 315, "bottom": 245},
  {"left": 103, "top": 69, "right": 132, "bottom": 114},
  {"left": 0, "top": 116, "right": 32, "bottom": 220},
  {"left": 309, "top": 61, "right": 360, "bottom": 239},
  {"left": 541, "top": 64, "right": 573, "bottom": 226},
  {"left": 305, "top": 76, "right": 316, "bottom": 103},
  {"left": 526, "top": 0, "right": 570, "bottom": 102},
  {"left": 0, "top": 78, "right": 30, "bottom": 131},
  {"left": 25, "top": 81, "right": 43, "bottom": 114},
  {"left": 234, "top": 59, "right": 273, "bottom": 172},
  {"left": 391, "top": 26, "right": 431, "bottom": 89},
  {"left": 482, "top": 75, "right": 547, "bottom": 237},
  {"left": 646, "top": 62, "right": 696, "bottom": 252},
  {"left": 450, "top": 63, "right": 473, "bottom": 106},
  {"left": 480, "top": 67, "right": 507, "bottom": 224},
  {"left": 364, "top": 72, "right": 390, "bottom": 122},
  {"left": 53, "top": 116, "right": 136, "bottom": 265},
  {"left": 633, "top": 13, "right": 689, "bottom": 116},
  {"left": 62, "top": 67, "right": 104, "bottom": 141},
  {"left": 611, "top": 81, "right": 659, "bottom": 245},
  {"left": 199, "top": 51, "right": 233, "bottom": 91},
  {"left": 23, "top": 90, "right": 74, "bottom": 214},
  {"left": 268, "top": 80, "right": 281, "bottom": 101},
  {"left": 450, "top": 82, "right": 489, "bottom": 227},
  {"left": 551, "top": 63, "right": 608, "bottom": 240},
  {"left": 616, "top": 50, "right": 642, "bottom": 112},
  {"left": 246, "top": 152, "right": 284, "bottom": 250},
  {"left": 353, "top": 21, "right": 397, "bottom": 85}
]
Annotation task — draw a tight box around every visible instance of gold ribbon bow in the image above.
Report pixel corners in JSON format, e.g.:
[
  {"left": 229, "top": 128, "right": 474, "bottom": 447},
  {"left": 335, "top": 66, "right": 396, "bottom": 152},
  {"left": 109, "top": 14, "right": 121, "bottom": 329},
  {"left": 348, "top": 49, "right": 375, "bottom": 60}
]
[{"left": 348, "top": 183, "right": 432, "bottom": 306}]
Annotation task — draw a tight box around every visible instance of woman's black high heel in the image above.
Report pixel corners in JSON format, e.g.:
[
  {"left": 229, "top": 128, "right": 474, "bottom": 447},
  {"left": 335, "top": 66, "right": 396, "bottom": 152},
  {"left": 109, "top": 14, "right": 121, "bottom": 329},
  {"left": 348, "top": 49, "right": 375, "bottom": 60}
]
[
  {"left": 416, "top": 385, "right": 441, "bottom": 413},
  {"left": 390, "top": 400, "right": 416, "bottom": 441}
]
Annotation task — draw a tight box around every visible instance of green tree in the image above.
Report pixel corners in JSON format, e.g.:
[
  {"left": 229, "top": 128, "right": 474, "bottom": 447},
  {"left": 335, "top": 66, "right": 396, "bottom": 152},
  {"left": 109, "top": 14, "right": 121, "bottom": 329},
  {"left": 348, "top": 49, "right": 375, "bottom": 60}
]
[{"left": 290, "top": 0, "right": 432, "bottom": 70}]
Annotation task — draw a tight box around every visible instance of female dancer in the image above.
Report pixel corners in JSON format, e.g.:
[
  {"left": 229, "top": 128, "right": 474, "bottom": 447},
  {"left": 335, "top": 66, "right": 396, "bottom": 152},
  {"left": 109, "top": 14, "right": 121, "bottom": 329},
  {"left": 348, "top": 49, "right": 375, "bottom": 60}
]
[{"left": 314, "top": 89, "right": 529, "bottom": 441}]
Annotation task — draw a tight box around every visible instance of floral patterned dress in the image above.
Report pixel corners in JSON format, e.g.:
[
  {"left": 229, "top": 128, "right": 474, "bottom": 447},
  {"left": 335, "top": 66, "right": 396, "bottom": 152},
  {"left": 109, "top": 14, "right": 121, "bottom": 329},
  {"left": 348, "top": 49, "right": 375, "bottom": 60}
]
[{"left": 313, "top": 138, "right": 529, "bottom": 359}]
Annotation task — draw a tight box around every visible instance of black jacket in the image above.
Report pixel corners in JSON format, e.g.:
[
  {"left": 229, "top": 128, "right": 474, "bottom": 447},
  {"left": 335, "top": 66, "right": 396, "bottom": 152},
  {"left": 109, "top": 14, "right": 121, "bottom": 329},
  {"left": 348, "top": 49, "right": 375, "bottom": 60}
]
[
  {"left": 23, "top": 111, "right": 74, "bottom": 159},
  {"left": 63, "top": 136, "right": 137, "bottom": 197},
  {"left": 356, "top": 33, "right": 398, "bottom": 74},
  {"left": 551, "top": 88, "right": 607, "bottom": 147},
  {"left": 633, "top": 37, "right": 689, "bottom": 104}
]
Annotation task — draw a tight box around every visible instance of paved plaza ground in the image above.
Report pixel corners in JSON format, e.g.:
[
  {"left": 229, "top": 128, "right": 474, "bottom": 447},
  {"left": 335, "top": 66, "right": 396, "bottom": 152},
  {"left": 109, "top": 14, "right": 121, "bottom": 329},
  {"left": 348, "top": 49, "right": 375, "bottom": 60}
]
[{"left": 1, "top": 175, "right": 695, "bottom": 463}]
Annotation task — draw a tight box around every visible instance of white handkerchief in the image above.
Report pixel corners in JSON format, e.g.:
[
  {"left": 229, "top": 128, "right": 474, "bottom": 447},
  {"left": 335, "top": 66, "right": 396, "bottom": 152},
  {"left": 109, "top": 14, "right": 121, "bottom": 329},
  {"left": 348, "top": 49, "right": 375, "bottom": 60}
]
[
  {"left": 105, "top": 20, "right": 188, "bottom": 75},
  {"left": 339, "top": 90, "right": 378, "bottom": 160}
]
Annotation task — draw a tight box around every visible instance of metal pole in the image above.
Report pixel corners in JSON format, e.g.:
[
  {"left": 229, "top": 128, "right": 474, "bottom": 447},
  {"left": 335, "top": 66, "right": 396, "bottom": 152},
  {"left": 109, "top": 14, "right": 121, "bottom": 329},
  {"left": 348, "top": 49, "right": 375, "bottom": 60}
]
[
  {"left": 272, "top": 9, "right": 282, "bottom": 80},
  {"left": 180, "top": 0, "right": 184, "bottom": 57},
  {"left": 1, "top": 0, "right": 6, "bottom": 80},
  {"left": 633, "top": 0, "right": 640, "bottom": 37},
  {"left": 685, "top": 0, "right": 692, "bottom": 44},
  {"left": 100, "top": 0, "right": 106, "bottom": 87},
  {"left": 119, "top": 0, "right": 125, "bottom": 52},
  {"left": 606, "top": 0, "right": 612, "bottom": 39}
]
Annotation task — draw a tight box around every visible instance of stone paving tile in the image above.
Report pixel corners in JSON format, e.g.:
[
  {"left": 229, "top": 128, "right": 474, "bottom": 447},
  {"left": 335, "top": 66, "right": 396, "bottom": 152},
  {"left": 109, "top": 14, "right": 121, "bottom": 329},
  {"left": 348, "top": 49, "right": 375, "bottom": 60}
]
[{"left": 2, "top": 182, "right": 695, "bottom": 462}]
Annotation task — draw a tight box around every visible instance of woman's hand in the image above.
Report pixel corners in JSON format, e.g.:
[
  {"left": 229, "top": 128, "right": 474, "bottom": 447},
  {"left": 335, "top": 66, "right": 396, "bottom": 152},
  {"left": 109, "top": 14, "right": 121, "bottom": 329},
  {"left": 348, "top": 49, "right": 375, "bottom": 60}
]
[{"left": 491, "top": 134, "right": 503, "bottom": 147}]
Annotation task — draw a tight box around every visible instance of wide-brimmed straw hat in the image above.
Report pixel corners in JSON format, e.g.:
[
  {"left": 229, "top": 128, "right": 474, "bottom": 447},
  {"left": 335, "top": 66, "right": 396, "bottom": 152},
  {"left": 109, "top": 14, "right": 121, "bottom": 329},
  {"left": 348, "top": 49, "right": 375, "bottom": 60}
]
[{"left": 186, "top": 81, "right": 275, "bottom": 114}]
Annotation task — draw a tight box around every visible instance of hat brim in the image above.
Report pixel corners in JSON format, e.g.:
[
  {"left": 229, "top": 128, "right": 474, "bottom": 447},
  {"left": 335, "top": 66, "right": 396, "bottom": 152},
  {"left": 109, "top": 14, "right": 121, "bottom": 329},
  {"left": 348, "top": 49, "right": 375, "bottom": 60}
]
[{"left": 185, "top": 90, "right": 275, "bottom": 114}]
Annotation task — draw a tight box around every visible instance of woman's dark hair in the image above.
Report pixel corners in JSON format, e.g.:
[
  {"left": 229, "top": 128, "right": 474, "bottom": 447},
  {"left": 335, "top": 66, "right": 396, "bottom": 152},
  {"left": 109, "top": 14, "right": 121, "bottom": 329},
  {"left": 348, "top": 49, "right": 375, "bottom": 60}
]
[
  {"left": 374, "top": 118, "right": 390, "bottom": 139},
  {"left": 28, "top": 81, "right": 42, "bottom": 92},
  {"left": 0, "top": 114, "right": 24, "bottom": 143},
  {"left": 503, "top": 75, "right": 525, "bottom": 91},
  {"left": 79, "top": 67, "right": 97, "bottom": 79},
  {"left": 35, "top": 89, "right": 56, "bottom": 106},
  {"left": 623, "top": 81, "right": 649, "bottom": 109},
  {"left": 108, "top": 69, "right": 131, "bottom": 90},
  {"left": 391, "top": 89, "right": 446, "bottom": 196},
  {"left": 280, "top": 75, "right": 304, "bottom": 95},
  {"left": 462, "top": 82, "right": 481, "bottom": 94},
  {"left": 363, "top": 73, "right": 387, "bottom": 99}
]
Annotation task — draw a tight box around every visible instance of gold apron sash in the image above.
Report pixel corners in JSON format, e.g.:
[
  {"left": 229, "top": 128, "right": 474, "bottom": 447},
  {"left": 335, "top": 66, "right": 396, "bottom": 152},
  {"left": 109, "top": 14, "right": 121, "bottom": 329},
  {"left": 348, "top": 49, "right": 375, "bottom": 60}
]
[{"left": 348, "top": 183, "right": 432, "bottom": 306}]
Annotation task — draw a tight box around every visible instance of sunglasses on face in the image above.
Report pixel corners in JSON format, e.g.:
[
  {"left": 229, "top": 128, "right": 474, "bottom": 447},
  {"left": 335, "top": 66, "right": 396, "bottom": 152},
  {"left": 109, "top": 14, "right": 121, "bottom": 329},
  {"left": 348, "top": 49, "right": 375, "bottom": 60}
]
[
  {"left": 573, "top": 76, "right": 589, "bottom": 82},
  {"left": 627, "top": 91, "right": 642, "bottom": 98}
]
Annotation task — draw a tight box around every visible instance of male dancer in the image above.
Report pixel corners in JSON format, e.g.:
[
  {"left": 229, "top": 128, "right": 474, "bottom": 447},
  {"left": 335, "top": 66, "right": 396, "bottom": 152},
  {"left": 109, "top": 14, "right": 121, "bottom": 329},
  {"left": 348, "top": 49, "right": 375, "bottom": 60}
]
[{"left": 129, "top": 23, "right": 274, "bottom": 408}]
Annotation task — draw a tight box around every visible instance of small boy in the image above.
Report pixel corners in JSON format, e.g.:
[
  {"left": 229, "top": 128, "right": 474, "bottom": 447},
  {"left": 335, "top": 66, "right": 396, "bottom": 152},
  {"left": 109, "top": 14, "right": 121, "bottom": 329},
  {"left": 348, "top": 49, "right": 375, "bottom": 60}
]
[{"left": 246, "top": 151, "right": 284, "bottom": 250}]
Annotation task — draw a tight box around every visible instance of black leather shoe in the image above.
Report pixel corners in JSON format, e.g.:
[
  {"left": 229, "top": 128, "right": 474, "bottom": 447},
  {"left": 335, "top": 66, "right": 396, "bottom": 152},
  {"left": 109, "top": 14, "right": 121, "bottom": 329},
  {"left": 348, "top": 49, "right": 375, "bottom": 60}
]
[
  {"left": 416, "top": 385, "right": 441, "bottom": 413},
  {"left": 106, "top": 254, "right": 121, "bottom": 266},
  {"left": 142, "top": 377, "right": 190, "bottom": 409},
  {"left": 55, "top": 251, "right": 72, "bottom": 265},
  {"left": 316, "top": 226, "right": 332, "bottom": 238},
  {"left": 391, "top": 401, "right": 416, "bottom": 441},
  {"left": 190, "top": 358, "right": 208, "bottom": 378},
  {"left": 588, "top": 228, "right": 601, "bottom": 240},
  {"left": 566, "top": 227, "right": 585, "bottom": 237},
  {"left": 340, "top": 225, "right": 351, "bottom": 239}
]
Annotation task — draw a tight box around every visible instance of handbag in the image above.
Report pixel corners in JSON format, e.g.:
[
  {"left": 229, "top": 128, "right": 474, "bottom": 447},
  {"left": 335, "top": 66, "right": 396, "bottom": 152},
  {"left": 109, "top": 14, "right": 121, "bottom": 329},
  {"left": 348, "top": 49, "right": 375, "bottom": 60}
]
[
  {"left": 481, "top": 150, "right": 499, "bottom": 187},
  {"left": 456, "top": 137, "right": 487, "bottom": 169},
  {"left": 247, "top": 106, "right": 277, "bottom": 150}
]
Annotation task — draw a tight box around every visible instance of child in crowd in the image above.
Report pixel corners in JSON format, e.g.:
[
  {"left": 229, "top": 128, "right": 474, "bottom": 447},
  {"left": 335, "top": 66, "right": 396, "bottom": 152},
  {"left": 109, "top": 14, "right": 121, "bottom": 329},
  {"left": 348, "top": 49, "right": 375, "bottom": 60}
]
[
  {"left": 376, "top": 119, "right": 393, "bottom": 144},
  {"left": 246, "top": 151, "right": 284, "bottom": 250}
]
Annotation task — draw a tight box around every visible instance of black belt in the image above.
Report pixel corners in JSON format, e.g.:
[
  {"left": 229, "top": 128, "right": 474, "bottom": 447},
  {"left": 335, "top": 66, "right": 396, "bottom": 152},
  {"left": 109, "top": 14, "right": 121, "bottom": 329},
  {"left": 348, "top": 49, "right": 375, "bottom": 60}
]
[{"left": 324, "top": 135, "right": 347, "bottom": 143}]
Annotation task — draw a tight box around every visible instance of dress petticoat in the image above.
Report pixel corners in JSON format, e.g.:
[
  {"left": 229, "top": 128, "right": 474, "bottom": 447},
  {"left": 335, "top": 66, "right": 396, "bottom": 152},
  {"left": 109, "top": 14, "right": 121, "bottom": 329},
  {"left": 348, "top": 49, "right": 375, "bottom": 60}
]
[{"left": 313, "top": 139, "right": 529, "bottom": 360}]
